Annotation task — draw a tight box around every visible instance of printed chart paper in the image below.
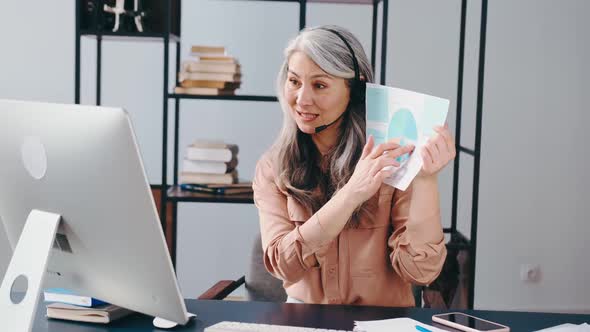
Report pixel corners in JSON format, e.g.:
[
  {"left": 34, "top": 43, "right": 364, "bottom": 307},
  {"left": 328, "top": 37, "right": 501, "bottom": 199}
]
[{"left": 365, "top": 83, "right": 449, "bottom": 190}]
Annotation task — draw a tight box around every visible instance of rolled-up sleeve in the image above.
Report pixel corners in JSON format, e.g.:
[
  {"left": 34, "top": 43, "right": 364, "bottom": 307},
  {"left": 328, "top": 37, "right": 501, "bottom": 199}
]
[
  {"left": 388, "top": 184, "right": 447, "bottom": 285},
  {"left": 253, "top": 155, "right": 332, "bottom": 284}
]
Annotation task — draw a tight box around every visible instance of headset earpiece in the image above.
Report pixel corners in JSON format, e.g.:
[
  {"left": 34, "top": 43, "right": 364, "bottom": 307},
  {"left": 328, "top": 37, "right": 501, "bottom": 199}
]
[
  {"left": 349, "top": 78, "right": 366, "bottom": 105},
  {"left": 321, "top": 28, "right": 365, "bottom": 106}
]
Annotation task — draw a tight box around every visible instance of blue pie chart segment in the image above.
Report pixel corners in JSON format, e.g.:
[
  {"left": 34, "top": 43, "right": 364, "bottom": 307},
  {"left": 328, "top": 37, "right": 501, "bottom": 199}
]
[
  {"left": 387, "top": 108, "right": 418, "bottom": 163},
  {"left": 367, "top": 128, "right": 386, "bottom": 145}
]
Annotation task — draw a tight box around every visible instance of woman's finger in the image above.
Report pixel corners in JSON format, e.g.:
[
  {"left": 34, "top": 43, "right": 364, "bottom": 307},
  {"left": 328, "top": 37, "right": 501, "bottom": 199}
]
[
  {"left": 368, "top": 139, "right": 401, "bottom": 159},
  {"left": 422, "top": 144, "right": 435, "bottom": 170},
  {"left": 437, "top": 138, "right": 453, "bottom": 167},
  {"left": 369, "top": 156, "right": 399, "bottom": 177},
  {"left": 384, "top": 144, "right": 415, "bottom": 160},
  {"left": 361, "top": 135, "right": 374, "bottom": 160},
  {"left": 376, "top": 167, "right": 396, "bottom": 183},
  {"left": 435, "top": 135, "right": 447, "bottom": 160},
  {"left": 434, "top": 126, "right": 454, "bottom": 157},
  {"left": 428, "top": 138, "right": 441, "bottom": 163}
]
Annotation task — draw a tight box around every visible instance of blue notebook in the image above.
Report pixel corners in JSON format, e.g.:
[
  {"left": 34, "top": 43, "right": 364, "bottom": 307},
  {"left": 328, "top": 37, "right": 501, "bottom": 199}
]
[{"left": 44, "top": 288, "right": 108, "bottom": 308}]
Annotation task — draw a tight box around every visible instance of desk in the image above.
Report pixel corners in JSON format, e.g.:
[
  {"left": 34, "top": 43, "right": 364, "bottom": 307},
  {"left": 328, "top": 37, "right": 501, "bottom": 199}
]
[{"left": 33, "top": 299, "right": 589, "bottom": 332}]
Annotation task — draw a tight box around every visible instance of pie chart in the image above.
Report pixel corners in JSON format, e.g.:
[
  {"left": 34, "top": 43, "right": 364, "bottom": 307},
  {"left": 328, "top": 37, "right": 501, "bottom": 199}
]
[{"left": 387, "top": 108, "right": 418, "bottom": 163}]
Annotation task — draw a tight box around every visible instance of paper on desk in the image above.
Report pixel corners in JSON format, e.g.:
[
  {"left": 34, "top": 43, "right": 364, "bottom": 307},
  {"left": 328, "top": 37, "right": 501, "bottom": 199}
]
[
  {"left": 534, "top": 323, "right": 590, "bottom": 332},
  {"left": 354, "top": 317, "right": 447, "bottom": 332},
  {"left": 365, "top": 84, "right": 449, "bottom": 190}
]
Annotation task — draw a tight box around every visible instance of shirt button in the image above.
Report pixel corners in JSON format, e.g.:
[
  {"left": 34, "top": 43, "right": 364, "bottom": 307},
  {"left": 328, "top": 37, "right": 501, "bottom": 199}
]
[{"left": 329, "top": 268, "right": 335, "bottom": 274}]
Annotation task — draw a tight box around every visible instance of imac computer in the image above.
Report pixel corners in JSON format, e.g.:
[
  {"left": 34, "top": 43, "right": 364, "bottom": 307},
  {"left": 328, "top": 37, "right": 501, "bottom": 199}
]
[{"left": 0, "top": 99, "right": 193, "bottom": 330}]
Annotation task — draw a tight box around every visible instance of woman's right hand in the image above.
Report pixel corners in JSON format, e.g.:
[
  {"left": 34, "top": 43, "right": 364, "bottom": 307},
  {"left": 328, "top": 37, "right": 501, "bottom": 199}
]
[{"left": 342, "top": 135, "right": 415, "bottom": 207}]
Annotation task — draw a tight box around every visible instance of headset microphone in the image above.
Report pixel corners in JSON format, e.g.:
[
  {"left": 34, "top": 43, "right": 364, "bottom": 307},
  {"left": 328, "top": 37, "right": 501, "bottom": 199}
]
[{"left": 314, "top": 111, "right": 346, "bottom": 134}]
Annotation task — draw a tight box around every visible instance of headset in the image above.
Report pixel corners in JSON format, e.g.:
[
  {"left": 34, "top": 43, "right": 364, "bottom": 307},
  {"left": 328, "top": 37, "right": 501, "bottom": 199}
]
[{"left": 314, "top": 28, "right": 366, "bottom": 133}]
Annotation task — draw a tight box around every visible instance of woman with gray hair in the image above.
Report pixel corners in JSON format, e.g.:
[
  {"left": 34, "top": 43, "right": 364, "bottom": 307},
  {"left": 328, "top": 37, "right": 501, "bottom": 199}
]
[{"left": 253, "top": 25, "right": 456, "bottom": 306}]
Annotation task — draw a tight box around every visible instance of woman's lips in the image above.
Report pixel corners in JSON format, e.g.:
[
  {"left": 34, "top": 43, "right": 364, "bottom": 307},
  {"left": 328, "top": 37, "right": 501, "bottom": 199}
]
[{"left": 297, "top": 111, "right": 319, "bottom": 122}]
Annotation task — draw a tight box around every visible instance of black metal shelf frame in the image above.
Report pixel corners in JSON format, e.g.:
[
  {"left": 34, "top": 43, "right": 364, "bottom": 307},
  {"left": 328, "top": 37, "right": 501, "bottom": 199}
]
[
  {"left": 74, "top": 0, "right": 487, "bottom": 310},
  {"left": 449, "top": 0, "right": 488, "bottom": 309},
  {"left": 79, "top": 30, "right": 181, "bottom": 41}
]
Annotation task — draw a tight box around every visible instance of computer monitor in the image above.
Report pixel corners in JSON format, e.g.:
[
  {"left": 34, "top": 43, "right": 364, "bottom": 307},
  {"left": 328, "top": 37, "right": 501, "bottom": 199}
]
[{"left": 0, "top": 99, "right": 191, "bottom": 327}]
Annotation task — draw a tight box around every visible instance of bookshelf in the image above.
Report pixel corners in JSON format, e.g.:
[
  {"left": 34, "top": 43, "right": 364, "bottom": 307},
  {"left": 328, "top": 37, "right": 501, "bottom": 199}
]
[
  {"left": 74, "top": 0, "right": 389, "bottom": 263},
  {"left": 74, "top": 0, "right": 488, "bottom": 309}
]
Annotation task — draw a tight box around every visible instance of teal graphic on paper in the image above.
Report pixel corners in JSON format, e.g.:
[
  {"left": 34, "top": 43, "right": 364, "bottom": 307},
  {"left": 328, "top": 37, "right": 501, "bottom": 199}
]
[
  {"left": 365, "top": 83, "right": 449, "bottom": 190},
  {"left": 387, "top": 108, "right": 418, "bottom": 164},
  {"left": 365, "top": 87, "right": 389, "bottom": 123},
  {"left": 423, "top": 97, "right": 449, "bottom": 137},
  {"left": 366, "top": 128, "right": 387, "bottom": 145}
]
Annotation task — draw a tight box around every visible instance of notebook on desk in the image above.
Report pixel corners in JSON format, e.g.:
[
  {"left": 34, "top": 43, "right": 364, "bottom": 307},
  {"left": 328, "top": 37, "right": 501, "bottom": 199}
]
[
  {"left": 46, "top": 302, "right": 133, "bottom": 324},
  {"left": 354, "top": 317, "right": 447, "bottom": 332}
]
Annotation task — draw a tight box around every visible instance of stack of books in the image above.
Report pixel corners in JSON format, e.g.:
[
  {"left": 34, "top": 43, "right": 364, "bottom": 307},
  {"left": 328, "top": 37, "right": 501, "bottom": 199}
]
[
  {"left": 180, "top": 140, "right": 240, "bottom": 186},
  {"left": 44, "top": 288, "right": 133, "bottom": 324},
  {"left": 175, "top": 45, "right": 241, "bottom": 96},
  {"left": 180, "top": 182, "right": 253, "bottom": 195}
]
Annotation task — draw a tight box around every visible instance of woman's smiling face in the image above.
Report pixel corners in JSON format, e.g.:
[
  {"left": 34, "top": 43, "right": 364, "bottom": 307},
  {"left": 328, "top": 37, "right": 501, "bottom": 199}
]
[{"left": 284, "top": 51, "right": 350, "bottom": 135}]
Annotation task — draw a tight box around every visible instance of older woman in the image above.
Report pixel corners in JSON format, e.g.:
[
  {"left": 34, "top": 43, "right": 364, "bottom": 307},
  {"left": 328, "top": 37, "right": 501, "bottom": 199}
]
[{"left": 253, "top": 25, "right": 455, "bottom": 306}]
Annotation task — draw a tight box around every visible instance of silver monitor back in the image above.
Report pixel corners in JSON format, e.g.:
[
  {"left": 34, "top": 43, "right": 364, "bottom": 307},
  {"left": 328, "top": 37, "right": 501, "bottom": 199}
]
[{"left": 0, "top": 99, "right": 188, "bottom": 324}]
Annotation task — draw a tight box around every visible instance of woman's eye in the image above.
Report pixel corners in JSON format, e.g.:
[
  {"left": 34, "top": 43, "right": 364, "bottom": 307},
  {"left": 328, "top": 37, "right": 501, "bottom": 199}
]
[
  {"left": 289, "top": 79, "right": 300, "bottom": 87},
  {"left": 315, "top": 83, "right": 326, "bottom": 89}
]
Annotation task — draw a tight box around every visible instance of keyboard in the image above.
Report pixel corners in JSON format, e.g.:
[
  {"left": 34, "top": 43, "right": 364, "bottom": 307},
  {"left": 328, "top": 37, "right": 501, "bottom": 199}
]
[{"left": 204, "top": 321, "right": 353, "bottom": 332}]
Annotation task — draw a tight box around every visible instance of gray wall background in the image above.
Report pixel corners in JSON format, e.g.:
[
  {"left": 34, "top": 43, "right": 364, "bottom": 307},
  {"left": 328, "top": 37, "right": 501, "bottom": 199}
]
[{"left": 0, "top": 0, "right": 588, "bottom": 312}]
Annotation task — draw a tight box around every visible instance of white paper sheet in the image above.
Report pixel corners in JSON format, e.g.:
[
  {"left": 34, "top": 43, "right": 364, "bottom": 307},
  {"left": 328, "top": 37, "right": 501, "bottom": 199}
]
[
  {"left": 365, "top": 84, "right": 449, "bottom": 190},
  {"left": 354, "top": 317, "right": 447, "bottom": 332},
  {"left": 535, "top": 323, "right": 590, "bottom": 332}
]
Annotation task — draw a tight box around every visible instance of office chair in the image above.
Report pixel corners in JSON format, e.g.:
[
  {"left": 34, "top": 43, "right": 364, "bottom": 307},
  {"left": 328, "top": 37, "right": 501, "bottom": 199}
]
[{"left": 198, "top": 233, "right": 286, "bottom": 302}]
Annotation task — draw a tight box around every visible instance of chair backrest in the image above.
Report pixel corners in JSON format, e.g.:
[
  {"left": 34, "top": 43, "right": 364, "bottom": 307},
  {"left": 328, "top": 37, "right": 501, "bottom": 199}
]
[{"left": 244, "top": 233, "right": 287, "bottom": 302}]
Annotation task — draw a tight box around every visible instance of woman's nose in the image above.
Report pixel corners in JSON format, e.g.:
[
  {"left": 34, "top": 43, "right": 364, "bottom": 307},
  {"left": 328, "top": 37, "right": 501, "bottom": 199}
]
[{"left": 296, "top": 85, "right": 313, "bottom": 106}]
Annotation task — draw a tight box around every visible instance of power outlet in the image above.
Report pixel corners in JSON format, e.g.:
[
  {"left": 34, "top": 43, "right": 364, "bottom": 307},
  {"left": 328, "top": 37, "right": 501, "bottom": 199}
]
[{"left": 520, "top": 264, "right": 541, "bottom": 283}]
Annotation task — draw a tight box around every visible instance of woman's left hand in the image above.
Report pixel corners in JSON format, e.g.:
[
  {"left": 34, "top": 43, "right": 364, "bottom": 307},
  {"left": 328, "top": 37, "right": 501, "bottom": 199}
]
[{"left": 418, "top": 123, "right": 456, "bottom": 178}]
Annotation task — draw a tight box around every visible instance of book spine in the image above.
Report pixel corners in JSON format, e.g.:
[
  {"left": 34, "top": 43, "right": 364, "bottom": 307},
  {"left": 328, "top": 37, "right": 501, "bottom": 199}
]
[
  {"left": 183, "top": 63, "right": 239, "bottom": 74},
  {"left": 182, "top": 160, "right": 229, "bottom": 174},
  {"left": 178, "top": 72, "right": 240, "bottom": 82},
  {"left": 186, "top": 149, "right": 233, "bottom": 162}
]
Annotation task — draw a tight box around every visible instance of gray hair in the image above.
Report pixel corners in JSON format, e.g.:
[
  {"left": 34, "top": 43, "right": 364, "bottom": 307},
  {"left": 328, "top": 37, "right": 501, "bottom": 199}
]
[{"left": 272, "top": 25, "right": 374, "bottom": 223}]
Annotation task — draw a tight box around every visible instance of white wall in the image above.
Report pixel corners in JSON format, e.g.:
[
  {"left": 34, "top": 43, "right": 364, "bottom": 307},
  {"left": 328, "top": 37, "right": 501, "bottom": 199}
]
[
  {"left": 0, "top": 0, "right": 75, "bottom": 289},
  {"left": 474, "top": 0, "right": 590, "bottom": 312},
  {"left": 0, "top": 0, "right": 588, "bottom": 312}
]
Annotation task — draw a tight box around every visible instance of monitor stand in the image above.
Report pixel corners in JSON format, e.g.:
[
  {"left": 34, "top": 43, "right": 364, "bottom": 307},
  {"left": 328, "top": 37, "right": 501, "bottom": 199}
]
[
  {"left": 0, "top": 209, "right": 196, "bottom": 330},
  {"left": 154, "top": 313, "right": 197, "bottom": 329},
  {"left": 0, "top": 209, "right": 61, "bottom": 332}
]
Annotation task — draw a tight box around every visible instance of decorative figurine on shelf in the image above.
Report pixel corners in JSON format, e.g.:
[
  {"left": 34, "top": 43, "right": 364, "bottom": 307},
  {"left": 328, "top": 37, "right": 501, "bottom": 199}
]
[
  {"left": 103, "top": 0, "right": 125, "bottom": 32},
  {"left": 103, "top": 0, "right": 145, "bottom": 32},
  {"left": 132, "top": 0, "right": 145, "bottom": 32}
]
